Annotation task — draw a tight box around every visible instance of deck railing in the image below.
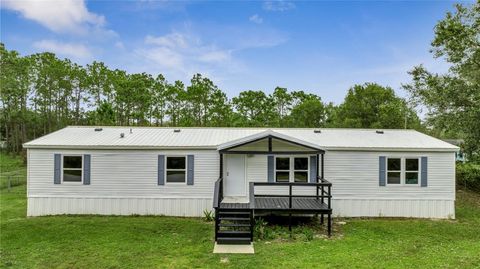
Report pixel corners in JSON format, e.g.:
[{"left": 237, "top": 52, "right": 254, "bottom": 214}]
[{"left": 249, "top": 177, "right": 332, "bottom": 210}]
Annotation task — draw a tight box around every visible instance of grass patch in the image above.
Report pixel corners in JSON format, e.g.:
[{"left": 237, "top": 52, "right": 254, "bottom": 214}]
[{"left": 1, "top": 186, "right": 480, "bottom": 268}]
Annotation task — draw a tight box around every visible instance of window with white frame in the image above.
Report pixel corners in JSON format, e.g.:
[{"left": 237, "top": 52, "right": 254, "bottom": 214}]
[
  {"left": 275, "top": 157, "right": 290, "bottom": 182},
  {"left": 294, "top": 157, "right": 309, "bottom": 182},
  {"left": 63, "top": 155, "right": 83, "bottom": 182},
  {"left": 405, "top": 158, "right": 419, "bottom": 184},
  {"left": 386, "top": 157, "right": 420, "bottom": 185},
  {"left": 387, "top": 158, "right": 401, "bottom": 184},
  {"left": 166, "top": 156, "right": 186, "bottom": 183},
  {"left": 275, "top": 156, "right": 309, "bottom": 183}
]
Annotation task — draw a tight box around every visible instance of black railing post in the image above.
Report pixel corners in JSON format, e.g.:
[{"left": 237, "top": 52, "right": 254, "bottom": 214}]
[
  {"left": 328, "top": 185, "right": 331, "bottom": 210},
  {"left": 215, "top": 208, "right": 219, "bottom": 241},
  {"left": 219, "top": 153, "right": 223, "bottom": 178},
  {"left": 249, "top": 183, "right": 256, "bottom": 241},
  {"left": 289, "top": 184, "right": 292, "bottom": 209},
  {"left": 321, "top": 185, "right": 324, "bottom": 204},
  {"left": 327, "top": 213, "right": 331, "bottom": 237},
  {"left": 250, "top": 209, "right": 254, "bottom": 241}
]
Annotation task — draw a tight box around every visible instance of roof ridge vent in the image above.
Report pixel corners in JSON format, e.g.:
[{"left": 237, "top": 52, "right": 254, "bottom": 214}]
[
  {"left": 313, "top": 129, "right": 321, "bottom": 134},
  {"left": 376, "top": 130, "right": 384, "bottom": 134},
  {"left": 173, "top": 129, "right": 181, "bottom": 133}
]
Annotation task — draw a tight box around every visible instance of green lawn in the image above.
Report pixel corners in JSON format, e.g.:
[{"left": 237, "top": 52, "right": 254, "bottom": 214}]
[{"left": 1, "top": 185, "right": 480, "bottom": 269}]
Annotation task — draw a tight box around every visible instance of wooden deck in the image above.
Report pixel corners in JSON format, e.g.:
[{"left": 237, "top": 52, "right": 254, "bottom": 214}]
[
  {"left": 220, "top": 197, "right": 331, "bottom": 212},
  {"left": 213, "top": 178, "right": 333, "bottom": 243}
]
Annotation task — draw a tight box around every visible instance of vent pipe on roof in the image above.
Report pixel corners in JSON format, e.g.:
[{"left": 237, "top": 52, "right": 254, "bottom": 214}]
[
  {"left": 120, "top": 133, "right": 125, "bottom": 138},
  {"left": 313, "top": 129, "right": 321, "bottom": 134},
  {"left": 94, "top": 128, "right": 103, "bottom": 132},
  {"left": 130, "top": 128, "right": 133, "bottom": 134},
  {"left": 376, "top": 130, "right": 384, "bottom": 134},
  {"left": 174, "top": 129, "right": 181, "bottom": 133}
]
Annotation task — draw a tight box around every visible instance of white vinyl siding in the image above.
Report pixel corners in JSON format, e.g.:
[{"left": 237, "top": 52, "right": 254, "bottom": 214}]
[
  {"left": 27, "top": 148, "right": 455, "bottom": 218},
  {"left": 324, "top": 151, "right": 455, "bottom": 200},
  {"left": 244, "top": 151, "right": 455, "bottom": 218},
  {"left": 28, "top": 149, "right": 218, "bottom": 198}
]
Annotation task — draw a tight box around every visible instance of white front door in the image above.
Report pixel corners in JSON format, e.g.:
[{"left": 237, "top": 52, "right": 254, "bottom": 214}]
[{"left": 224, "top": 155, "right": 246, "bottom": 197}]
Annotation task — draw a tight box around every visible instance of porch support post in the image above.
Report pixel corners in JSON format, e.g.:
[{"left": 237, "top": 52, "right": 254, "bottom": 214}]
[
  {"left": 320, "top": 153, "right": 325, "bottom": 225},
  {"left": 219, "top": 153, "right": 223, "bottom": 178},
  {"left": 289, "top": 213, "right": 292, "bottom": 232},
  {"left": 268, "top": 136, "right": 272, "bottom": 152},
  {"left": 316, "top": 153, "right": 320, "bottom": 203},
  {"left": 327, "top": 213, "right": 332, "bottom": 237},
  {"left": 321, "top": 153, "right": 324, "bottom": 179}
]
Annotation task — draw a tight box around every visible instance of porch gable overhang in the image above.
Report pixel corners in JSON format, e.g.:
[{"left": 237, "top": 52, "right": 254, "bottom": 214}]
[{"left": 217, "top": 130, "right": 325, "bottom": 154}]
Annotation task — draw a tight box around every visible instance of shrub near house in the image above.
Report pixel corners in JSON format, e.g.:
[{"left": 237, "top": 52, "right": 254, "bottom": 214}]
[{"left": 457, "top": 163, "right": 480, "bottom": 192}]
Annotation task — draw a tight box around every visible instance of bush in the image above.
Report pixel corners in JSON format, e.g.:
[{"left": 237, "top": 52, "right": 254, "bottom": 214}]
[
  {"left": 203, "top": 210, "right": 214, "bottom": 222},
  {"left": 254, "top": 218, "right": 275, "bottom": 240},
  {"left": 300, "top": 227, "right": 314, "bottom": 241},
  {"left": 456, "top": 163, "right": 480, "bottom": 192}
]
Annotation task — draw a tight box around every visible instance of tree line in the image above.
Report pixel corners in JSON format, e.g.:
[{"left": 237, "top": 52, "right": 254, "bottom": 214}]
[
  {"left": 1, "top": 3, "right": 478, "bottom": 161},
  {"left": 0, "top": 43, "right": 420, "bottom": 153}
]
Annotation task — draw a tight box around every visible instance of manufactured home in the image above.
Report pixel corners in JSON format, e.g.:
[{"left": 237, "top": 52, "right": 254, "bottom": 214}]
[{"left": 24, "top": 127, "right": 458, "bottom": 244}]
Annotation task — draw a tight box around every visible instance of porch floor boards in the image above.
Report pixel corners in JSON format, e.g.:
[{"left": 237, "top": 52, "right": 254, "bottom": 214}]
[{"left": 220, "top": 197, "right": 330, "bottom": 212}]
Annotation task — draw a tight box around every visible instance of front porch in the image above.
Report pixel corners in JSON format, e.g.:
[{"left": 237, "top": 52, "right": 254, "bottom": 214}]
[
  {"left": 213, "top": 130, "right": 333, "bottom": 245},
  {"left": 213, "top": 179, "right": 333, "bottom": 244}
]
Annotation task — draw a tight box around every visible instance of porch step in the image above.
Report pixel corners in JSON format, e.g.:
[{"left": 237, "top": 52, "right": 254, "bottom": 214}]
[
  {"left": 218, "top": 223, "right": 251, "bottom": 228},
  {"left": 218, "top": 211, "right": 250, "bottom": 215},
  {"left": 217, "top": 237, "right": 251, "bottom": 245},
  {"left": 219, "top": 216, "right": 250, "bottom": 221},
  {"left": 217, "top": 230, "right": 251, "bottom": 237},
  {"left": 216, "top": 208, "right": 253, "bottom": 245}
]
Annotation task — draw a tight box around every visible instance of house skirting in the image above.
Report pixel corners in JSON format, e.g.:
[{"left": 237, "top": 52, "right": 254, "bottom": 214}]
[
  {"left": 27, "top": 197, "right": 454, "bottom": 219},
  {"left": 27, "top": 197, "right": 213, "bottom": 217},
  {"left": 332, "top": 199, "right": 455, "bottom": 219}
]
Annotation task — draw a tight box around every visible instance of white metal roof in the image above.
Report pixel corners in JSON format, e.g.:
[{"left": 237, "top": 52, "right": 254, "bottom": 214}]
[{"left": 23, "top": 126, "right": 459, "bottom": 152}]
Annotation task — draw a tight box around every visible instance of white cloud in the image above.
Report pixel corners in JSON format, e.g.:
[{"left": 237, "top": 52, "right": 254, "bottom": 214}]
[
  {"left": 2, "top": 0, "right": 108, "bottom": 35},
  {"left": 198, "top": 50, "right": 231, "bottom": 63},
  {"left": 145, "top": 33, "right": 189, "bottom": 49},
  {"left": 126, "top": 25, "right": 287, "bottom": 89},
  {"left": 249, "top": 14, "right": 263, "bottom": 24},
  {"left": 33, "top": 39, "right": 93, "bottom": 60},
  {"left": 114, "top": 41, "right": 125, "bottom": 50},
  {"left": 136, "top": 46, "right": 184, "bottom": 69},
  {"left": 136, "top": 32, "right": 235, "bottom": 74},
  {"left": 263, "top": 1, "right": 295, "bottom": 12}
]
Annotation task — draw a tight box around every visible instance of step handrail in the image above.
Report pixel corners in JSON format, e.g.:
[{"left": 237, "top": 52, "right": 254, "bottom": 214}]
[{"left": 213, "top": 177, "right": 223, "bottom": 209}]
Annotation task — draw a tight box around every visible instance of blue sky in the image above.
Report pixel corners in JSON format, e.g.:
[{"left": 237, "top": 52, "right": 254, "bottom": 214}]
[{"left": 1, "top": 0, "right": 458, "bottom": 104}]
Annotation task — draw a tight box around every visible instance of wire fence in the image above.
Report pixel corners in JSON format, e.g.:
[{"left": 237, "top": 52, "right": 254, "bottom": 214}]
[{"left": 1, "top": 171, "right": 27, "bottom": 191}]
